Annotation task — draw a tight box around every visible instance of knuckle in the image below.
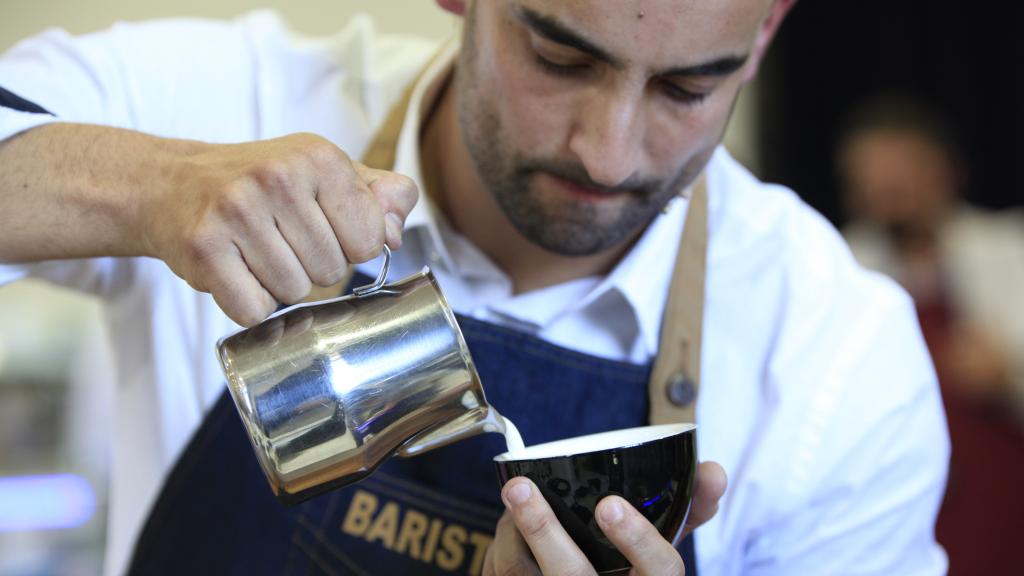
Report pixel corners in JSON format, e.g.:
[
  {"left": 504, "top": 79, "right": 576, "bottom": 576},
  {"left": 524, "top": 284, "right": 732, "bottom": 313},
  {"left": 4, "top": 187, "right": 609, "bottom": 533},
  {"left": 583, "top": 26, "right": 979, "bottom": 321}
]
[
  {"left": 312, "top": 262, "right": 347, "bottom": 287},
  {"left": 620, "top": 527, "right": 647, "bottom": 552},
  {"left": 345, "top": 238, "right": 381, "bottom": 264},
  {"left": 276, "top": 274, "right": 312, "bottom": 305},
  {"left": 182, "top": 227, "right": 220, "bottom": 268},
  {"left": 241, "top": 305, "right": 272, "bottom": 327},
  {"left": 236, "top": 303, "right": 270, "bottom": 328},
  {"left": 304, "top": 135, "right": 344, "bottom": 167},
  {"left": 392, "top": 173, "right": 420, "bottom": 211},
  {"left": 519, "top": 511, "right": 555, "bottom": 541},
  {"left": 217, "top": 283, "right": 273, "bottom": 328},
  {"left": 343, "top": 222, "right": 383, "bottom": 263},
  {"left": 252, "top": 159, "right": 295, "bottom": 195},
  {"left": 215, "top": 185, "right": 257, "bottom": 228},
  {"left": 389, "top": 172, "right": 416, "bottom": 194},
  {"left": 611, "top": 514, "right": 648, "bottom": 550}
]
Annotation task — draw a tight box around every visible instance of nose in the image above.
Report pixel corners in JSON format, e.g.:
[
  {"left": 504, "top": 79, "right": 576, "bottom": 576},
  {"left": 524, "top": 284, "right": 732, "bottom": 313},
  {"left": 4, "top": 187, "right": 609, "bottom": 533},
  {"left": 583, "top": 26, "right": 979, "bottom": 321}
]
[{"left": 568, "top": 89, "right": 645, "bottom": 188}]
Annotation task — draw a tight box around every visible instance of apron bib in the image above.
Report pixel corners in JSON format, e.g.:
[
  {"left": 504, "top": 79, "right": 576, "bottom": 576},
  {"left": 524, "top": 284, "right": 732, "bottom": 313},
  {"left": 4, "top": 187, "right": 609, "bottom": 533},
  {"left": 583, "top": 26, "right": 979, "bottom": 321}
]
[{"left": 128, "top": 283, "right": 697, "bottom": 575}]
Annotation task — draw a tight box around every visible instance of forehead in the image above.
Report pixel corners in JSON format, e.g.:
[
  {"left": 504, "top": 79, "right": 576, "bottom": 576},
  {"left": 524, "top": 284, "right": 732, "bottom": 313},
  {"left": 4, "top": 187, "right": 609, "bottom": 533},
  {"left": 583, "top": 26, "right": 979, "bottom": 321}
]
[
  {"left": 509, "top": 0, "right": 769, "bottom": 65},
  {"left": 848, "top": 129, "right": 947, "bottom": 160}
]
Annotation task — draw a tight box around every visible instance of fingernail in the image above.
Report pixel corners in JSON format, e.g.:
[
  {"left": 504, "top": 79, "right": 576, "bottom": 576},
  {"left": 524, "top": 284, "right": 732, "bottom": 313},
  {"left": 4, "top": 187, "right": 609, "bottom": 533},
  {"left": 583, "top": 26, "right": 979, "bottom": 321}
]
[
  {"left": 599, "top": 499, "right": 624, "bottom": 525},
  {"left": 504, "top": 482, "right": 531, "bottom": 507},
  {"left": 385, "top": 213, "right": 403, "bottom": 248}
]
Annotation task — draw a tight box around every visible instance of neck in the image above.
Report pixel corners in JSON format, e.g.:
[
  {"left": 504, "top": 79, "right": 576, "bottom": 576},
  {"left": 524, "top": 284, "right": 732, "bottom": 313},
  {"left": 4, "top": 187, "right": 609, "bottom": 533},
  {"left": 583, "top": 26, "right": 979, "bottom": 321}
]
[{"left": 420, "top": 78, "right": 633, "bottom": 294}]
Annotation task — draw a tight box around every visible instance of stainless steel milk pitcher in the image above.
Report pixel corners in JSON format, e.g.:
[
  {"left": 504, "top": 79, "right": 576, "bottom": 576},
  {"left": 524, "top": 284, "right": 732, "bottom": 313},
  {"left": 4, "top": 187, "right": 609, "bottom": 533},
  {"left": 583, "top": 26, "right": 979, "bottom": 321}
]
[{"left": 216, "top": 247, "right": 498, "bottom": 504}]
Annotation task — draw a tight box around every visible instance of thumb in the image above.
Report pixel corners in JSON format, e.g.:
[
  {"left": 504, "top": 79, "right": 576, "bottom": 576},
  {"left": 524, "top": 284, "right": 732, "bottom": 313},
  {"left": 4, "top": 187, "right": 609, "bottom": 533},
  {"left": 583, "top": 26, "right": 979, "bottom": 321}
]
[
  {"left": 352, "top": 162, "right": 419, "bottom": 248},
  {"left": 683, "top": 461, "right": 728, "bottom": 537}
]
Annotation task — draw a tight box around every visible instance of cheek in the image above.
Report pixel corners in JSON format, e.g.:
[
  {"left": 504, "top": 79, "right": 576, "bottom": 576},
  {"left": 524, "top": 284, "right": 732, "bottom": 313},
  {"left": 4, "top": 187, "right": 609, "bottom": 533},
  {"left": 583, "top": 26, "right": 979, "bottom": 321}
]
[
  {"left": 484, "top": 34, "right": 577, "bottom": 153},
  {"left": 645, "top": 86, "right": 738, "bottom": 173}
]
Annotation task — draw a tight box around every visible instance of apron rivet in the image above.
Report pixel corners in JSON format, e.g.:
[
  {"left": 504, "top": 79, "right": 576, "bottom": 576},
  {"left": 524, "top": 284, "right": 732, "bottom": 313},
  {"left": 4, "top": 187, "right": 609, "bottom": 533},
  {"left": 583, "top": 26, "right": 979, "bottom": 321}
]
[{"left": 666, "top": 373, "right": 696, "bottom": 407}]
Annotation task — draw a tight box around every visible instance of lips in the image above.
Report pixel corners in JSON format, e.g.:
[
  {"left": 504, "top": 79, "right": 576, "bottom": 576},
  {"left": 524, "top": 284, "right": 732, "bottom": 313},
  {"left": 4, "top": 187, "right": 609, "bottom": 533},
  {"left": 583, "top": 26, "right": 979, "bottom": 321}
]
[{"left": 543, "top": 172, "right": 619, "bottom": 201}]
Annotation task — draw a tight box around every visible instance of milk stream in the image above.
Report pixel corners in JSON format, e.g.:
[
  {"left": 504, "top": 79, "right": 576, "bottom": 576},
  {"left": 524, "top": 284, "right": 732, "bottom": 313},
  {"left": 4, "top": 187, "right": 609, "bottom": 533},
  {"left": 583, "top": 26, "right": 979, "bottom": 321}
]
[{"left": 500, "top": 416, "right": 526, "bottom": 455}]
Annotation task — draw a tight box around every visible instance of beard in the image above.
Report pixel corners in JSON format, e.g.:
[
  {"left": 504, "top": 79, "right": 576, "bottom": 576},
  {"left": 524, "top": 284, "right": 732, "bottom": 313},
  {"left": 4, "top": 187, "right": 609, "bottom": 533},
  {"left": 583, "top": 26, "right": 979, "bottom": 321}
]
[
  {"left": 466, "top": 134, "right": 698, "bottom": 256},
  {"left": 454, "top": 3, "right": 709, "bottom": 257}
]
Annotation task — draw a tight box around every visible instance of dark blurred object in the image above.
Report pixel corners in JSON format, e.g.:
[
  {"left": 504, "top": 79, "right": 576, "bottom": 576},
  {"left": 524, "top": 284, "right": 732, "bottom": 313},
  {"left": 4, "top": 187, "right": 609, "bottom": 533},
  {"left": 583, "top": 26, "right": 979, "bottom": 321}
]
[
  {"left": 760, "top": 1, "right": 1023, "bottom": 223},
  {"left": 837, "top": 94, "right": 1024, "bottom": 576}
]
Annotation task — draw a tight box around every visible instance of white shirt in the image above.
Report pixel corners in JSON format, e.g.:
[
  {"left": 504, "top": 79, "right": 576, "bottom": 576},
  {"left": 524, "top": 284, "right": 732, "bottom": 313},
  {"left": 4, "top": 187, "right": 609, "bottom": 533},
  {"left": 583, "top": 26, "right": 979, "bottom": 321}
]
[
  {"left": 846, "top": 207, "right": 1024, "bottom": 425},
  {"left": 0, "top": 11, "right": 949, "bottom": 576}
]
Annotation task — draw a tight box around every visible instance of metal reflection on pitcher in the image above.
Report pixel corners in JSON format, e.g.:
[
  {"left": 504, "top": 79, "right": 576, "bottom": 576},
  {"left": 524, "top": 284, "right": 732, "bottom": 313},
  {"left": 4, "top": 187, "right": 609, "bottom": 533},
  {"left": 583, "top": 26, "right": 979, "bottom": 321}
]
[{"left": 216, "top": 247, "right": 505, "bottom": 505}]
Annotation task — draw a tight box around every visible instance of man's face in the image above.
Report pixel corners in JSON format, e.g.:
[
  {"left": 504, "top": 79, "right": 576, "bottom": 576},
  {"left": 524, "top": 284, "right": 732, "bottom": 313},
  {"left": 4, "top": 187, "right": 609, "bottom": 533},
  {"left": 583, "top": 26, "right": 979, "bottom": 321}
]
[
  {"left": 840, "top": 130, "right": 957, "bottom": 232},
  {"left": 453, "top": 0, "right": 773, "bottom": 255}
]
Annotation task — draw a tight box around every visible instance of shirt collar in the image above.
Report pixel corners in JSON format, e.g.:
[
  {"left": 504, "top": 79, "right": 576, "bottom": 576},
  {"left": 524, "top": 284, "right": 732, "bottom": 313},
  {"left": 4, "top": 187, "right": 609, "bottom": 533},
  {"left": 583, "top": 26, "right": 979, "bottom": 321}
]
[{"left": 573, "top": 190, "right": 692, "bottom": 359}]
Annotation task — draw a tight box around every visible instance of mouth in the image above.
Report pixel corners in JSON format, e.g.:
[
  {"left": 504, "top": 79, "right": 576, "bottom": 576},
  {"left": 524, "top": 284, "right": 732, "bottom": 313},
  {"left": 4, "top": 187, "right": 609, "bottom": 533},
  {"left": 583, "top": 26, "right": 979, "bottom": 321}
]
[{"left": 541, "top": 172, "right": 621, "bottom": 201}]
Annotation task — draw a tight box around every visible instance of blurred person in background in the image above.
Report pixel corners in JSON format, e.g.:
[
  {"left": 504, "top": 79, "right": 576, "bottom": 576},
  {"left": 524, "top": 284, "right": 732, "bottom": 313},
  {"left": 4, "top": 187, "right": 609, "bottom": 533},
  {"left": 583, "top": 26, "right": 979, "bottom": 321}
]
[
  {"left": 839, "top": 94, "right": 1024, "bottom": 575},
  {"left": 1, "top": 1, "right": 950, "bottom": 575}
]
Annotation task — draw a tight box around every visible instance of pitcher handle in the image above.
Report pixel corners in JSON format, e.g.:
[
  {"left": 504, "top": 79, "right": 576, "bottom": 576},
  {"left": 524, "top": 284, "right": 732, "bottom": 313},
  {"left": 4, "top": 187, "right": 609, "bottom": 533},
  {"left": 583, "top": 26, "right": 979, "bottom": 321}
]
[{"left": 352, "top": 245, "right": 392, "bottom": 297}]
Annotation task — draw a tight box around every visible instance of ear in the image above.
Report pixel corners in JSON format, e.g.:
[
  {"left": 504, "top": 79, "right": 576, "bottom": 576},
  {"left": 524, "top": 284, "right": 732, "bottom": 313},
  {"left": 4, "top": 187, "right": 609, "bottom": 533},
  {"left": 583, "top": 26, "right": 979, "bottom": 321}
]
[
  {"left": 436, "top": 0, "right": 467, "bottom": 16},
  {"left": 742, "top": 0, "right": 798, "bottom": 82}
]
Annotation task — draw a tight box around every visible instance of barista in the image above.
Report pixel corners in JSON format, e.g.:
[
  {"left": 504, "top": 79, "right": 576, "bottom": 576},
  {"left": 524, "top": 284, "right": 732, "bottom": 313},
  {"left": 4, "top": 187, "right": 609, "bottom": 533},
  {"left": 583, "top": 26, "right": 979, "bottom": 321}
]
[{"left": 0, "top": 1, "right": 948, "bottom": 575}]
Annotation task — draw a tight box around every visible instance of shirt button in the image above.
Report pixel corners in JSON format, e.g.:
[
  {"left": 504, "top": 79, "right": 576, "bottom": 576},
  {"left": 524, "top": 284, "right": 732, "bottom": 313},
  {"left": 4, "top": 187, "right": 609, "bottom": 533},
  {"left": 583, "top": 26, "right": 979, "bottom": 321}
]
[{"left": 666, "top": 373, "right": 696, "bottom": 407}]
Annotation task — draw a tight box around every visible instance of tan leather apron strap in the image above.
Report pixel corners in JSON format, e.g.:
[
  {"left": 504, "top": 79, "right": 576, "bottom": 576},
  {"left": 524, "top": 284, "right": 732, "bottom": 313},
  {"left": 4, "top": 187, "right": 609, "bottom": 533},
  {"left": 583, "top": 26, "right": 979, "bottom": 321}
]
[
  {"left": 360, "top": 82, "right": 421, "bottom": 172},
  {"left": 648, "top": 175, "right": 709, "bottom": 425}
]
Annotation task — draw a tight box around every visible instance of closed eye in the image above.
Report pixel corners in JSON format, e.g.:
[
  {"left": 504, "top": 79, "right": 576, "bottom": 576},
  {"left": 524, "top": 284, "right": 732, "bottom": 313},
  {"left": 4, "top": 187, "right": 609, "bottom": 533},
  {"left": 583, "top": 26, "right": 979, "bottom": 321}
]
[
  {"left": 659, "top": 80, "right": 710, "bottom": 105},
  {"left": 530, "top": 34, "right": 592, "bottom": 76},
  {"left": 534, "top": 51, "right": 590, "bottom": 76}
]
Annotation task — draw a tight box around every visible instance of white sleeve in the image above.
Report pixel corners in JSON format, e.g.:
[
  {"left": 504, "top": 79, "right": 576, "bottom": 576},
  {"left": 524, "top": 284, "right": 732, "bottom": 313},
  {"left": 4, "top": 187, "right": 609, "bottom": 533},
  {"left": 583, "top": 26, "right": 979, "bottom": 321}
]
[
  {"left": 748, "top": 270, "right": 950, "bottom": 575},
  {"left": 0, "top": 16, "right": 261, "bottom": 294},
  {"left": 0, "top": 107, "right": 55, "bottom": 142},
  {"left": 0, "top": 25, "right": 140, "bottom": 136}
]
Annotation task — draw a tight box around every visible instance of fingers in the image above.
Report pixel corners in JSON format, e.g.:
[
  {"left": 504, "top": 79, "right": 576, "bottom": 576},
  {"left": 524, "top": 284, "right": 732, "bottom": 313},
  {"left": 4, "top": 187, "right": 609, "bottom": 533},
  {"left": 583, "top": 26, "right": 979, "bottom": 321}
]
[
  {"left": 483, "top": 512, "right": 542, "bottom": 576},
  {"left": 501, "top": 478, "right": 595, "bottom": 576},
  {"left": 683, "top": 461, "right": 728, "bottom": 536},
  {"left": 493, "top": 468, "right": 721, "bottom": 576},
  {"left": 199, "top": 243, "right": 278, "bottom": 327},
  {"left": 234, "top": 217, "right": 311, "bottom": 305},
  {"left": 310, "top": 147, "right": 417, "bottom": 262},
  {"left": 309, "top": 152, "right": 384, "bottom": 264},
  {"left": 163, "top": 133, "right": 419, "bottom": 325},
  {"left": 270, "top": 182, "right": 349, "bottom": 287},
  {"left": 595, "top": 496, "right": 685, "bottom": 576}
]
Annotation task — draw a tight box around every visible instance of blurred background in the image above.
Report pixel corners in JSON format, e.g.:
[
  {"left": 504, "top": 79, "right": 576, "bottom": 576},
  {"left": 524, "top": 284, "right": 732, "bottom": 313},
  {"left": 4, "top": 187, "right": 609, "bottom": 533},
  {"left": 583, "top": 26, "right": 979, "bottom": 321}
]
[{"left": 1, "top": 2, "right": 1021, "bottom": 575}]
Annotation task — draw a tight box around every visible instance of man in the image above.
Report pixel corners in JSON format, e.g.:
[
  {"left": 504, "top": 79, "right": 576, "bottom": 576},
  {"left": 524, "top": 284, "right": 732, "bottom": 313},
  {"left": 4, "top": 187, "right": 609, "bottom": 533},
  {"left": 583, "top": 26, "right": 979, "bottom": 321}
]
[
  {"left": 0, "top": 1, "right": 948, "bottom": 575},
  {"left": 839, "top": 95, "right": 1024, "bottom": 575}
]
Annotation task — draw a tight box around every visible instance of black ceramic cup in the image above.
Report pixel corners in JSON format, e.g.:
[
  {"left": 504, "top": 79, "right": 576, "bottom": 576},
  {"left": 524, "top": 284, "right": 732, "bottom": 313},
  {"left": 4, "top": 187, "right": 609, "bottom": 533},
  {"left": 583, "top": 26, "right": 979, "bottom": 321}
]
[{"left": 493, "top": 423, "right": 697, "bottom": 574}]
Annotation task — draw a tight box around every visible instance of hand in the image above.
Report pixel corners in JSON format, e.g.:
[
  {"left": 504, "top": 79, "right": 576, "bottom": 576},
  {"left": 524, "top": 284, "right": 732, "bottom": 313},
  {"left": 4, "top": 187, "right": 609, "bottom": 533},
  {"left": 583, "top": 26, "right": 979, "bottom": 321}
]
[
  {"left": 942, "top": 322, "right": 1011, "bottom": 401},
  {"left": 140, "top": 132, "right": 418, "bottom": 326},
  {"left": 483, "top": 461, "right": 727, "bottom": 576}
]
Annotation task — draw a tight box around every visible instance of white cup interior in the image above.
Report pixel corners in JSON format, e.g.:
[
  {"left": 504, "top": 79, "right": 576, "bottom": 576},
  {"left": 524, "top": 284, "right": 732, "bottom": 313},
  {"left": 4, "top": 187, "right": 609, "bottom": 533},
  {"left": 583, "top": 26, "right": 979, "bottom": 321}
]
[{"left": 494, "top": 423, "right": 695, "bottom": 462}]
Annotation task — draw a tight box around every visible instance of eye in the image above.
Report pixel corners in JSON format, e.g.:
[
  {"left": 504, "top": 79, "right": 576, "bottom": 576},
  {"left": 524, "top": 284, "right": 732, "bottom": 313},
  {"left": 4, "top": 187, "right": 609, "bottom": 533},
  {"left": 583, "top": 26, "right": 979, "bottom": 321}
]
[
  {"left": 659, "top": 80, "right": 710, "bottom": 105},
  {"left": 534, "top": 52, "right": 589, "bottom": 76},
  {"left": 529, "top": 35, "right": 590, "bottom": 76}
]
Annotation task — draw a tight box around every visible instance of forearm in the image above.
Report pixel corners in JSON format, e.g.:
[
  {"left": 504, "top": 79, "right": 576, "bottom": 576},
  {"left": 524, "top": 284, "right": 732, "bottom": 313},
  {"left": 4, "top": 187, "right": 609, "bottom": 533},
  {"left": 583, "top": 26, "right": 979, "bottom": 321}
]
[{"left": 0, "top": 122, "right": 200, "bottom": 262}]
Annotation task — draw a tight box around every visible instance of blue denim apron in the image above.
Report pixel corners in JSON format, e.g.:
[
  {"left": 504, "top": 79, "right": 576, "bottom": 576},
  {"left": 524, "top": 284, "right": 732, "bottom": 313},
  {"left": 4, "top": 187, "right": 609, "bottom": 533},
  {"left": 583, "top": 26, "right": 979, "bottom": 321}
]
[{"left": 128, "top": 275, "right": 697, "bottom": 575}]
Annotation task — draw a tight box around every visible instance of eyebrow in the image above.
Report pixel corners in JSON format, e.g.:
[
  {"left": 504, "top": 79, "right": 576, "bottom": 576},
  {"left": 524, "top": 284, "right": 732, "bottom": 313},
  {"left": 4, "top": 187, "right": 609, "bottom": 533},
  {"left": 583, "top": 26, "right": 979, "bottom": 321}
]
[
  {"left": 517, "top": 5, "right": 749, "bottom": 79},
  {"left": 518, "top": 6, "right": 615, "bottom": 64}
]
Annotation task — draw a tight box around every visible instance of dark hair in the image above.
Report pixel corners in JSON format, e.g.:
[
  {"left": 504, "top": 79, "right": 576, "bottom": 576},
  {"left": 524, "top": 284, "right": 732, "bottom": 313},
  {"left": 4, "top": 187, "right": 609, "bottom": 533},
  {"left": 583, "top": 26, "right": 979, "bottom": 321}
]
[{"left": 837, "top": 93, "right": 959, "bottom": 156}]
